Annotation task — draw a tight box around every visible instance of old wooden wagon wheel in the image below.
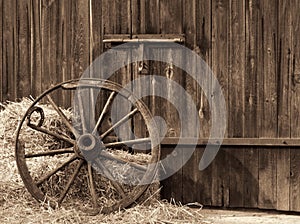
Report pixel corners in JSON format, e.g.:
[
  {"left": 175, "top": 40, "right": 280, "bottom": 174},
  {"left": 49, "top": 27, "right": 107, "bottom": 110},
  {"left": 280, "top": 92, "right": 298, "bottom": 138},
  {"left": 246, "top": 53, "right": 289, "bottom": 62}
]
[{"left": 15, "top": 78, "right": 160, "bottom": 214}]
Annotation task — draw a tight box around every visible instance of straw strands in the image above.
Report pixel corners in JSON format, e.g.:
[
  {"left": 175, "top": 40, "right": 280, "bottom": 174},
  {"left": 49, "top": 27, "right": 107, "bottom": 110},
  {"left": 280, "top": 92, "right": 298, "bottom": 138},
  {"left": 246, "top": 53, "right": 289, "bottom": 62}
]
[{"left": 0, "top": 98, "right": 205, "bottom": 223}]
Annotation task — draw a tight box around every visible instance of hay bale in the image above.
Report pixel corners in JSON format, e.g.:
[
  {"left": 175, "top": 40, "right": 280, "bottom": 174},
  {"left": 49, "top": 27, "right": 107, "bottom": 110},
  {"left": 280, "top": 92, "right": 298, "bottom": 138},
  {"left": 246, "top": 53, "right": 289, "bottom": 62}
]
[
  {"left": 0, "top": 98, "right": 205, "bottom": 223},
  {"left": 0, "top": 98, "right": 160, "bottom": 210}
]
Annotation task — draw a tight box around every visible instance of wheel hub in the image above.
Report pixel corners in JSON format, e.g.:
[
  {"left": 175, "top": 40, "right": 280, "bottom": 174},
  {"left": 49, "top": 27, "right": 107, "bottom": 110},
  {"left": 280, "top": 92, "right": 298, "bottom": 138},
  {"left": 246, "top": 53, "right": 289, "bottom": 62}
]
[{"left": 77, "top": 133, "right": 104, "bottom": 161}]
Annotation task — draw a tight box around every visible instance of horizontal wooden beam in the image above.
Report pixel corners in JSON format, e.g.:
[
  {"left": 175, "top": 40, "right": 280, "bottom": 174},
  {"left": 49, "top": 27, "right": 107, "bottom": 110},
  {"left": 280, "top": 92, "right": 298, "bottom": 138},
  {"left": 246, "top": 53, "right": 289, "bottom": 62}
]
[
  {"left": 161, "top": 137, "right": 300, "bottom": 147},
  {"left": 103, "top": 34, "right": 185, "bottom": 43}
]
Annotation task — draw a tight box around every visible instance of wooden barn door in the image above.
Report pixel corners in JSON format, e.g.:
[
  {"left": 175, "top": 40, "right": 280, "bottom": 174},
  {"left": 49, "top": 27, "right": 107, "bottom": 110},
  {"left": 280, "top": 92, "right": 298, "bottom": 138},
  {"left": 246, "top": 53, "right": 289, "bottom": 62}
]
[
  {"left": 100, "top": 0, "right": 300, "bottom": 213},
  {"left": 100, "top": 0, "right": 212, "bottom": 204},
  {"left": 101, "top": 0, "right": 196, "bottom": 201},
  {"left": 101, "top": 0, "right": 189, "bottom": 140}
]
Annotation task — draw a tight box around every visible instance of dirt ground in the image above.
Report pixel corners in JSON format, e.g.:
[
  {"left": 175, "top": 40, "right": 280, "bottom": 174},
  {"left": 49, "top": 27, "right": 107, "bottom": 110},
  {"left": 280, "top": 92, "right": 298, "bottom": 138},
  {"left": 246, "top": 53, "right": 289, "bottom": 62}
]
[
  {"left": 1, "top": 178, "right": 300, "bottom": 224},
  {"left": 200, "top": 208, "right": 300, "bottom": 224}
]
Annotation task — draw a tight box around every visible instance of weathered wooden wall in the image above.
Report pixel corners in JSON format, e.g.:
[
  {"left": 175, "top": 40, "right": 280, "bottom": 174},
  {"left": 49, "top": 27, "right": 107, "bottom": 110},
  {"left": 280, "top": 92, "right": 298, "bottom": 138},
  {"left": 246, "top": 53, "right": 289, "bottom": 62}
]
[{"left": 1, "top": 0, "right": 300, "bottom": 212}]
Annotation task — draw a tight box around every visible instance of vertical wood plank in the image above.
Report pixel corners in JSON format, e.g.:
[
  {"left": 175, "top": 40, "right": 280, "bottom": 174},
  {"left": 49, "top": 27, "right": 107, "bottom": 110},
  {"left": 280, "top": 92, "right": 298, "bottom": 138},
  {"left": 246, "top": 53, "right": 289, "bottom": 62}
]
[
  {"left": 211, "top": 0, "right": 230, "bottom": 207},
  {"left": 42, "top": 0, "right": 71, "bottom": 104},
  {"left": 91, "top": 0, "right": 102, "bottom": 59},
  {"left": 196, "top": 0, "right": 212, "bottom": 140},
  {"left": 131, "top": 1, "right": 151, "bottom": 147},
  {"left": 17, "top": 0, "right": 31, "bottom": 98},
  {"left": 228, "top": 0, "right": 246, "bottom": 208},
  {"left": 290, "top": 0, "right": 300, "bottom": 212},
  {"left": 131, "top": 0, "right": 146, "bottom": 34},
  {"left": 194, "top": 0, "right": 213, "bottom": 206},
  {"left": 116, "top": 0, "right": 133, "bottom": 141},
  {"left": 258, "top": 0, "right": 278, "bottom": 209},
  {"left": 130, "top": 0, "right": 160, "bottom": 130},
  {"left": 160, "top": 0, "right": 184, "bottom": 202},
  {"left": 101, "top": 0, "right": 131, "bottom": 86},
  {"left": 244, "top": 0, "right": 260, "bottom": 208},
  {"left": 13, "top": 0, "right": 19, "bottom": 100},
  {"left": 181, "top": 0, "right": 213, "bottom": 205},
  {"left": 74, "top": 0, "right": 91, "bottom": 127},
  {"left": 142, "top": 0, "right": 160, "bottom": 135},
  {"left": 160, "top": 0, "right": 182, "bottom": 34},
  {"left": 69, "top": 0, "right": 76, "bottom": 82},
  {"left": 182, "top": 0, "right": 197, "bottom": 203},
  {"left": 60, "top": 0, "right": 72, "bottom": 106},
  {"left": 101, "top": 0, "right": 115, "bottom": 35},
  {"left": 72, "top": 0, "right": 90, "bottom": 79},
  {"left": 91, "top": 0, "right": 103, "bottom": 116},
  {"left": 144, "top": 0, "right": 160, "bottom": 34},
  {"left": 90, "top": 0, "right": 103, "bottom": 127},
  {"left": 48, "top": 1, "right": 60, "bottom": 101},
  {"left": 102, "top": 0, "right": 132, "bottom": 140},
  {"left": 30, "top": 0, "right": 42, "bottom": 97},
  {"left": 3, "top": 0, "right": 17, "bottom": 100},
  {"left": 41, "top": 0, "right": 51, "bottom": 94},
  {"left": 276, "top": 0, "right": 292, "bottom": 211},
  {"left": 102, "top": 0, "right": 131, "bottom": 35},
  {"left": 90, "top": 0, "right": 104, "bottom": 86}
]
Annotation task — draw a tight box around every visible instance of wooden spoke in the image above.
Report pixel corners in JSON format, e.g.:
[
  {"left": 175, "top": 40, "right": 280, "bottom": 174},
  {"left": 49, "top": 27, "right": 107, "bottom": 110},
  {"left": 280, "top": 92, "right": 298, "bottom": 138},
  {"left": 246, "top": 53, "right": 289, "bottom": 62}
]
[
  {"left": 89, "top": 88, "right": 96, "bottom": 133},
  {"left": 100, "top": 150, "right": 147, "bottom": 172},
  {"left": 28, "top": 125, "right": 75, "bottom": 145},
  {"left": 104, "top": 137, "right": 151, "bottom": 148},
  {"left": 77, "top": 93, "right": 88, "bottom": 133},
  {"left": 58, "top": 160, "right": 84, "bottom": 204},
  {"left": 100, "top": 108, "right": 138, "bottom": 139},
  {"left": 87, "top": 163, "right": 98, "bottom": 208},
  {"left": 25, "top": 148, "right": 74, "bottom": 158},
  {"left": 47, "top": 95, "right": 79, "bottom": 138},
  {"left": 36, "top": 155, "right": 77, "bottom": 186},
  {"left": 94, "top": 159, "right": 126, "bottom": 198},
  {"left": 92, "top": 91, "right": 116, "bottom": 135}
]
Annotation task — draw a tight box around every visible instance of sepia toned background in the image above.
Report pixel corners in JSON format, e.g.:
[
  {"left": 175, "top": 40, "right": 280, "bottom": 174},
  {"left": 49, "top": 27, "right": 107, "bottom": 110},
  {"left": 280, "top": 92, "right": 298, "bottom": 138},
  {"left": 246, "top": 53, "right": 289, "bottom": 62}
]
[{"left": 1, "top": 0, "right": 300, "bottom": 212}]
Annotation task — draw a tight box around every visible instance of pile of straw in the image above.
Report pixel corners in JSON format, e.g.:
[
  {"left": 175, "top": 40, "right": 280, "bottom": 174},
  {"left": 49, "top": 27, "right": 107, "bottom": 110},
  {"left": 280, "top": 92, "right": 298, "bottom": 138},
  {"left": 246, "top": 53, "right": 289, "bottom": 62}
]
[
  {"left": 0, "top": 97, "right": 73, "bottom": 150},
  {"left": 0, "top": 186, "right": 205, "bottom": 224},
  {"left": 0, "top": 98, "right": 205, "bottom": 223}
]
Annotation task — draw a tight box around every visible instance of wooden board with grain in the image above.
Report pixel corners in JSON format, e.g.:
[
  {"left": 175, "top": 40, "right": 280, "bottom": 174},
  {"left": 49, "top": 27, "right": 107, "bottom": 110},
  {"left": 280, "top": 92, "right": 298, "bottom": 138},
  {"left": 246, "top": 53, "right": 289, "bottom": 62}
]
[
  {"left": 181, "top": 0, "right": 213, "bottom": 205},
  {"left": 181, "top": 0, "right": 199, "bottom": 204},
  {"left": 276, "top": 0, "right": 292, "bottom": 211},
  {"left": 211, "top": 0, "right": 230, "bottom": 207},
  {"left": 91, "top": 0, "right": 103, "bottom": 61},
  {"left": 228, "top": 0, "right": 246, "bottom": 208},
  {"left": 290, "top": 0, "right": 300, "bottom": 212},
  {"left": 17, "top": 0, "right": 31, "bottom": 98},
  {"left": 102, "top": 0, "right": 133, "bottom": 142},
  {"left": 158, "top": 0, "right": 184, "bottom": 202},
  {"left": 131, "top": 0, "right": 151, "bottom": 147},
  {"left": 41, "top": 0, "right": 51, "bottom": 96},
  {"left": 243, "top": 0, "right": 260, "bottom": 208},
  {"left": 258, "top": 0, "right": 278, "bottom": 210},
  {"left": 3, "top": 0, "right": 17, "bottom": 101},
  {"left": 102, "top": 0, "right": 131, "bottom": 35},
  {"left": 196, "top": 0, "right": 213, "bottom": 206},
  {"left": 31, "top": 0, "right": 43, "bottom": 98}
]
